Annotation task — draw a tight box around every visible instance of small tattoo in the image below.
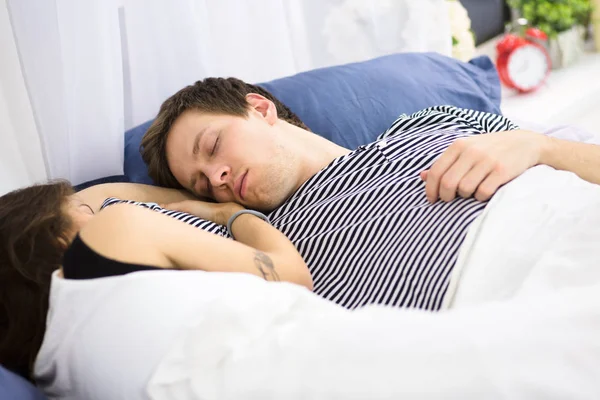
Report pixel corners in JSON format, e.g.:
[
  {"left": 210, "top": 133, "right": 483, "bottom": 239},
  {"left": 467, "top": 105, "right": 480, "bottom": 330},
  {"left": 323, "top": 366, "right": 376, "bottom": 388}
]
[{"left": 254, "top": 251, "right": 280, "bottom": 282}]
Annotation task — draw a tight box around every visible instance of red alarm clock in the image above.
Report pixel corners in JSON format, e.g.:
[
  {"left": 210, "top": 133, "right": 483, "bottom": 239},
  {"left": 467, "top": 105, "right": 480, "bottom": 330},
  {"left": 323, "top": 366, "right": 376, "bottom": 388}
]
[{"left": 496, "top": 27, "right": 551, "bottom": 93}]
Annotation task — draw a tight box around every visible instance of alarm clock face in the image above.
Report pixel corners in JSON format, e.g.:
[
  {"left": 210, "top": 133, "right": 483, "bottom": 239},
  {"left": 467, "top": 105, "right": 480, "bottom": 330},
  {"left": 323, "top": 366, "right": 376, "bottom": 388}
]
[{"left": 507, "top": 44, "right": 550, "bottom": 91}]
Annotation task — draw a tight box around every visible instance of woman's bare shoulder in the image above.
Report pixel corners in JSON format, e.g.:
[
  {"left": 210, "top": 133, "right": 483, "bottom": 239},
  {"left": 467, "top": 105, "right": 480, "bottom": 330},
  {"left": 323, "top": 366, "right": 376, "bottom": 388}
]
[
  {"left": 77, "top": 183, "right": 195, "bottom": 213},
  {"left": 78, "top": 203, "right": 174, "bottom": 268},
  {"left": 81, "top": 202, "right": 159, "bottom": 235}
]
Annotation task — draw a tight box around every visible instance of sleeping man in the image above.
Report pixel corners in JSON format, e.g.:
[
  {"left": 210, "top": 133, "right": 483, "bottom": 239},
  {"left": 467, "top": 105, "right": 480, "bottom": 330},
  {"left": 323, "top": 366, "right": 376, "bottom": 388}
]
[{"left": 139, "top": 77, "right": 600, "bottom": 310}]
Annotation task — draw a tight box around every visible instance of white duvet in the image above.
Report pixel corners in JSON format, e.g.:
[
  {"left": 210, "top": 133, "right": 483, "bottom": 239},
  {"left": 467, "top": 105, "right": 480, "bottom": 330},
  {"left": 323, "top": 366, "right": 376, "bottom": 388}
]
[
  {"left": 36, "top": 125, "right": 600, "bottom": 400},
  {"left": 147, "top": 277, "right": 600, "bottom": 400}
]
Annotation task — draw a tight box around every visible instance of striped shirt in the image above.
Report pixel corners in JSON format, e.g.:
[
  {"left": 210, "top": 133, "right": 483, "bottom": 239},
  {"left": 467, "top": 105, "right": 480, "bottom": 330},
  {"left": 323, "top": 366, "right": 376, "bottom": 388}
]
[{"left": 102, "top": 106, "right": 518, "bottom": 311}]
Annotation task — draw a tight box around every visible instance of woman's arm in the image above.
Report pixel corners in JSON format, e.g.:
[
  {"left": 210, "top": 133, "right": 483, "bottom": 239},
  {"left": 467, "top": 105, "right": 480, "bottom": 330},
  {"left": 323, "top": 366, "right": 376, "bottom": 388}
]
[
  {"left": 79, "top": 203, "right": 313, "bottom": 290},
  {"left": 77, "top": 183, "right": 198, "bottom": 212}
]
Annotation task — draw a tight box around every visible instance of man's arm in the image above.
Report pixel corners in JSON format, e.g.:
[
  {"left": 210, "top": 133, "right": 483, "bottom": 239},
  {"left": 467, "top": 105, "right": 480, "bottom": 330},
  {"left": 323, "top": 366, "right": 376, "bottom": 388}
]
[
  {"left": 539, "top": 135, "right": 600, "bottom": 186},
  {"left": 422, "top": 130, "right": 600, "bottom": 203},
  {"left": 78, "top": 183, "right": 198, "bottom": 212}
]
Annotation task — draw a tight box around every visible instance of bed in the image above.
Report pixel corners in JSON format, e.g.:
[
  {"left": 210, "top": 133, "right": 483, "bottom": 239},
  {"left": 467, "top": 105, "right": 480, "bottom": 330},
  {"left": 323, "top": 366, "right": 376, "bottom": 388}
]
[{"left": 4, "top": 45, "right": 600, "bottom": 400}]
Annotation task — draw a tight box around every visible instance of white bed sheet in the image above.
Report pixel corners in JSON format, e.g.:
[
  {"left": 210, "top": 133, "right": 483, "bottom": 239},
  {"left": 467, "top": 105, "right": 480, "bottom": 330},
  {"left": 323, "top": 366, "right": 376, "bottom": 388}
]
[{"left": 447, "top": 164, "right": 600, "bottom": 307}]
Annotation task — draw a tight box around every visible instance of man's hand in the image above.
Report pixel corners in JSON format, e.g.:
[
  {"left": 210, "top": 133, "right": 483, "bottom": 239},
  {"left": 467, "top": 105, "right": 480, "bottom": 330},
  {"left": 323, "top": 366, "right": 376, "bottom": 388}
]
[
  {"left": 420, "top": 130, "right": 547, "bottom": 203},
  {"left": 161, "top": 200, "right": 244, "bottom": 226}
]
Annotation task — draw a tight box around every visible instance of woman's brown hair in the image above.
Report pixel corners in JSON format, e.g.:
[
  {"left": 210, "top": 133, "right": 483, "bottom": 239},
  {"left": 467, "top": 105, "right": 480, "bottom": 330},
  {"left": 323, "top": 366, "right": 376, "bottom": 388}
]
[{"left": 0, "top": 181, "right": 74, "bottom": 378}]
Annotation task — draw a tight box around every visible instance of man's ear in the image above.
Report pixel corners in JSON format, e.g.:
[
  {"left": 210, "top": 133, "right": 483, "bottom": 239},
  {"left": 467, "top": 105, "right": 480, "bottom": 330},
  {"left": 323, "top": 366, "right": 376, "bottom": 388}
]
[{"left": 246, "top": 93, "right": 278, "bottom": 125}]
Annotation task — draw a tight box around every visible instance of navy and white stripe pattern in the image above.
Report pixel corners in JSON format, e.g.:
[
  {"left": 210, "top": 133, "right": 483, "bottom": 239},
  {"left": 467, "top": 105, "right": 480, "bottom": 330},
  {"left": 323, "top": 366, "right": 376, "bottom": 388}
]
[
  {"left": 100, "top": 197, "right": 229, "bottom": 237},
  {"left": 103, "top": 106, "right": 518, "bottom": 311}
]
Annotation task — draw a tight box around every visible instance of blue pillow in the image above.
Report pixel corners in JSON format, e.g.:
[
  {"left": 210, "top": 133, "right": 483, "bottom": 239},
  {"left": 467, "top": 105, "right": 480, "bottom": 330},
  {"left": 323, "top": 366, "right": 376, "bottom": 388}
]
[
  {"left": 125, "top": 120, "right": 154, "bottom": 185},
  {"left": 74, "top": 174, "right": 130, "bottom": 192},
  {"left": 0, "top": 365, "right": 47, "bottom": 400},
  {"left": 124, "top": 53, "right": 501, "bottom": 185}
]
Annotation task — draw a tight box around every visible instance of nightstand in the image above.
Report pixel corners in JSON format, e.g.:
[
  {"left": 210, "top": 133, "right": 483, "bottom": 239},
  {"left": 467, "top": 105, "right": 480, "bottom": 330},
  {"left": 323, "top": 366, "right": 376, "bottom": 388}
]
[{"left": 476, "top": 38, "right": 600, "bottom": 134}]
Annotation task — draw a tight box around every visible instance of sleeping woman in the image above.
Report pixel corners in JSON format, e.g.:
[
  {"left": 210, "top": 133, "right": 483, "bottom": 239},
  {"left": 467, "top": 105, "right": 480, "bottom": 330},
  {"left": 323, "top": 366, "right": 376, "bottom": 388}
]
[{"left": 0, "top": 181, "right": 312, "bottom": 380}]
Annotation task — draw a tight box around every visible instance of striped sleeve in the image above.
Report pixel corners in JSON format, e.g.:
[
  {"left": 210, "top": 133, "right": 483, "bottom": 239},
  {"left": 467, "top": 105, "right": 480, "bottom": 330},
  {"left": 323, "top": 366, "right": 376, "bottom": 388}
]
[
  {"left": 378, "top": 106, "right": 519, "bottom": 141},
  {"left": 429, "top": 105, "right": 520, "bottom": 133},
  {"left": 100, "top": 197, "right": 230, "bottom": 237}
]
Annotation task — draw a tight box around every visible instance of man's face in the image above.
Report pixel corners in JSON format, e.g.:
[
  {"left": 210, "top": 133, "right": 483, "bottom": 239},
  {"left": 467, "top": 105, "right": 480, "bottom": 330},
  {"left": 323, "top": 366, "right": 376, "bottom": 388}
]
[{"left": 165, "top": 108, "right": 299, "bottom": 212}]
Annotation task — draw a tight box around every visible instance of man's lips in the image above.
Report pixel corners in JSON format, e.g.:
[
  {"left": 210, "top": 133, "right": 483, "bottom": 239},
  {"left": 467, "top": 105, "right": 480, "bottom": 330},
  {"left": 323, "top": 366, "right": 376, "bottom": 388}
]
[{"left": 235, "top": 171, "right": 248, "bottom": 201}]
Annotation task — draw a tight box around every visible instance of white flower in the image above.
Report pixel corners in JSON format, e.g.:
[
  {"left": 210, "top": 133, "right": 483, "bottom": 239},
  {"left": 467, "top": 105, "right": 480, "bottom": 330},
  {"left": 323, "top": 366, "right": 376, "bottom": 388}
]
[
  {"left": 452, "top": 30, "right": 476, "bottom": 61},
  {"left": 447, "top": 0, "right": 471, "bottom": 35},
  {"left": 447, "top": 0, "right": 475, "bottom": 61}
]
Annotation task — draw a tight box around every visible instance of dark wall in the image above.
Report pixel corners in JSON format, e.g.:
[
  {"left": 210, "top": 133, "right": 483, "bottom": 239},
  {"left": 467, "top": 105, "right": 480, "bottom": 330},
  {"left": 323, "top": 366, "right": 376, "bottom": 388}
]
[{"left": 460, "top": 0, "right": 510, "bottom": 45}]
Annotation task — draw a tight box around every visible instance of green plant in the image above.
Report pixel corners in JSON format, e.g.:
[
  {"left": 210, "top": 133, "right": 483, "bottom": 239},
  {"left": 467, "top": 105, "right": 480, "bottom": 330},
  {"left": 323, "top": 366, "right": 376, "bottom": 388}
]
[{"left": 508, "top": 0, "right": 592, "bottom": 38}]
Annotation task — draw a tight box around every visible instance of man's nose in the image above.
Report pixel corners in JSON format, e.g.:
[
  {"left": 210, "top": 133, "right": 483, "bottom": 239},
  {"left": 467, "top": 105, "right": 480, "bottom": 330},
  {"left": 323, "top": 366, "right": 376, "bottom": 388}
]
[{"left": 208, "top": 165, "right": 231, "bottom": 187}]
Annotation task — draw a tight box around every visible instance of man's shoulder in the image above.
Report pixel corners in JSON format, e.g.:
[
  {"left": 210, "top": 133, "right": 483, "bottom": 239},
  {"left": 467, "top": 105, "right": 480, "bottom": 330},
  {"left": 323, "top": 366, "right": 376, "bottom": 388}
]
[{"left": 378, "top": 106, "right": 474, "bottom": 141}]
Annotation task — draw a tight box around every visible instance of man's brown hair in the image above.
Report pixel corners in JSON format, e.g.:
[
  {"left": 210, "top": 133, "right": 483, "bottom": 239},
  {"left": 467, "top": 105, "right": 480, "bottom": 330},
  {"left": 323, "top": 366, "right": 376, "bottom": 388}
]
[
  {"left": 0, "top": 181, "right": 74, "bottom": 379},
  {"left": 140, "top": 77, "right": 308, "bottom": 189}
]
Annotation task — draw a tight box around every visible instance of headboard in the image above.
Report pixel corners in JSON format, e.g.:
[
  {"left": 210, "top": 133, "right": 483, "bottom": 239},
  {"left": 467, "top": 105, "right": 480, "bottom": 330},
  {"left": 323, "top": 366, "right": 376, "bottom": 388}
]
[{"left": 460, "top": 0, "right": 510, "bottom": 45}]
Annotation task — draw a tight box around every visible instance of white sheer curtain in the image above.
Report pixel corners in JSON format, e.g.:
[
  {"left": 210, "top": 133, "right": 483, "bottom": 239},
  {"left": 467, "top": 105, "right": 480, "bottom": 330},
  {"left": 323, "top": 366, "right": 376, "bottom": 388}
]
[
  {"left": 5, "top": 0, "right": 451, "bottom": 186},
  {"left": 8, "top": 0, "right": 124, "bottom": 185},
  {"left": 0, "top": 0, "right": 47, "bottom": 195}
]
